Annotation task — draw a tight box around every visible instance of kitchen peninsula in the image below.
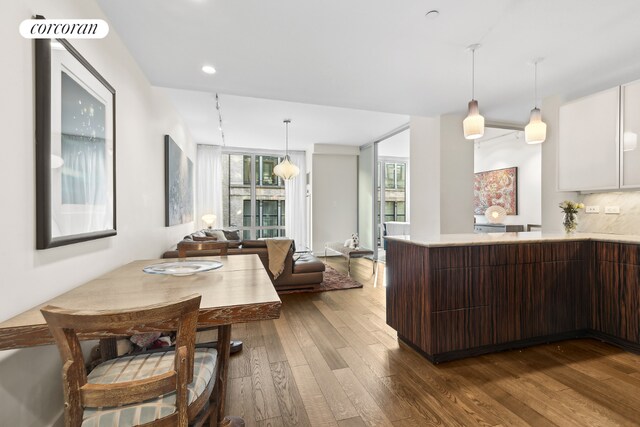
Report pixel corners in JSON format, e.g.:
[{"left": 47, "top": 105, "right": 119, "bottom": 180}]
[{"left": 386, "top": 232, "right": 640, "bottom": 363}]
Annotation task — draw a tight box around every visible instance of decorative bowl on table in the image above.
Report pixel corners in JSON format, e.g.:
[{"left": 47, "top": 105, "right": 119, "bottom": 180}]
[{"left": 143, "top": 260, "right": 223, "bottom": 276}]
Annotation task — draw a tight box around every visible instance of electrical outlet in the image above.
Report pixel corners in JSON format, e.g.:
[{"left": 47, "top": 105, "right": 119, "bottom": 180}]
[
  {"left": 604, "top": 206, "right": 620, "bottom": 214},
  {"left": 586, "top": 206, "right": 600, "bottom": 213}
]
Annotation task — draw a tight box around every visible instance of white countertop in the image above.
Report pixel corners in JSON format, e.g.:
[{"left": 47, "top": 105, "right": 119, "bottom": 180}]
[{"left": 386, "top": 231, "right": 640, "bottom": 248}]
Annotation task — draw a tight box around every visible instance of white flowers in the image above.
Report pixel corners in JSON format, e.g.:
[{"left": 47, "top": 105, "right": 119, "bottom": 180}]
[{"left": 559, "top": 200, "right": 584, "bottom": 213}]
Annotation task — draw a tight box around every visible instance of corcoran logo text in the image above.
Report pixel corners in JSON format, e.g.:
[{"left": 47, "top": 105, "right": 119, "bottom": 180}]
[{"left": 19, "top": 19, "right": 109, "bottom": 39}]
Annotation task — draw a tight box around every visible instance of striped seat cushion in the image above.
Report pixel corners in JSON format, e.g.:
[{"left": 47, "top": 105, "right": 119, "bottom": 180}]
[{"left": 81, "top": 348, "right": 217, "bottom": 427}]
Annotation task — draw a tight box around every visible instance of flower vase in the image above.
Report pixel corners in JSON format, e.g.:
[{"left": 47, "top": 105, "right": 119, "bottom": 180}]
[{"left": 563, "top": 212, "right": 577, "bottom": 234}]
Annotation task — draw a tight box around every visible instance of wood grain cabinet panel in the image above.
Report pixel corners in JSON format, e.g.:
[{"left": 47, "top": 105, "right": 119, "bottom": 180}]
[
  {"left": 620, "top": 264, "right": 640, "bottom": 343},
  {"left": 493, "top": 264, "right": 539, "bottom": 343},
  {"left": 387, "top": 239, "right": 639, "bottom": 363},
  {"left": 542, "top": 242, "right": 585, "bottom": 262},
  {"left": 431, "top": 267, "right": 493, "bottom": 311},
  {"left": 431, "top": 306, "right": 493, "bottom": 353},
  {"left": 541, "top": 260, "right": 587, "bottom": 335},
  {"left": 386, "top": 240, "right": 432, "bottom": 353},
  {"left": 594, "top": 260, "right": 640, "bottom": 343},
  {"left": 592, "top": 243, "right": 640, "bottom": 344}
]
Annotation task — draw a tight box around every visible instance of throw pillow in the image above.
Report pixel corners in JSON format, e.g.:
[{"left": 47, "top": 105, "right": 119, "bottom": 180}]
[{"left": 223, "top": 230, "right": 240, "bottom": 241}]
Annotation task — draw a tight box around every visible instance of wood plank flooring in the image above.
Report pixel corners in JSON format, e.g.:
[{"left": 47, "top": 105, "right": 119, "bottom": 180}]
[{"left": 225, "top": 257, "right": 640, "bottom": 426}]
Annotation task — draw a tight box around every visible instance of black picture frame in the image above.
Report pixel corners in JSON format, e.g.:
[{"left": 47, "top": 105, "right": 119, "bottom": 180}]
[{"left": 35, "top": 17, "right": 117, "bottom": 249}]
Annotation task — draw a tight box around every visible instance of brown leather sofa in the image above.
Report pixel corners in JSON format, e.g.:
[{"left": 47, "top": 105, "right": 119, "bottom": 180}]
[{"left": 162, "top": 232, "right": 325, "bottom": 292}]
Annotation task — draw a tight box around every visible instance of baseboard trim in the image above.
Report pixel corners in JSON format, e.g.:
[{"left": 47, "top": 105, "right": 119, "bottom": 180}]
[
  {"left": 586, "top": 330, "right": 640, "bottom": 355},
  {"left": 49, "top": 408, "right": 64, "bottom": 427},
  {"left": 399, "top": 329, "right": 640, "bottom": 364}
]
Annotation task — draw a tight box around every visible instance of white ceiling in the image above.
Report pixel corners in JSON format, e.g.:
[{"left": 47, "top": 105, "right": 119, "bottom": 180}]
[
  {"left": 378, "top": 129, "right": 410, "bottom": 158},
  {"left": 475, "top": 127, "right": 521, "bottom": 145},
  {"left": 162, "top": 88, "right": 408, "bottom": 150},
  {"left": 97, "top": 0, "right": 640, "bottom": 146}
]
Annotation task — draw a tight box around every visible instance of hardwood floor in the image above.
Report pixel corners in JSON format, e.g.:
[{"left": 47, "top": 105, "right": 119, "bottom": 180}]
[{"left": 224, "top": 257, "right": 640, "bottom": 426}]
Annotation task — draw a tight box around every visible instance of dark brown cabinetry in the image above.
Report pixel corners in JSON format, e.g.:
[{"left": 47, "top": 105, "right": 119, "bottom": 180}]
[
  {"left": 592, "top": 242, "right": 640, "bottom": 344},
  {"left": 387, "top": 238, "right": 638, "bottom": 363}
]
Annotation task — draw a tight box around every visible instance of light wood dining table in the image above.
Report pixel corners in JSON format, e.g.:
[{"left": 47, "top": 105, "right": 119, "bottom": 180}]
[{"left": 0, "top": 254, "right": 282, "bottom": 426}]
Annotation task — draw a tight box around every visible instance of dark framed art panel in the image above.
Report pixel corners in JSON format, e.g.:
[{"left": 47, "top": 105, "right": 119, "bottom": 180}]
[
  {"left": 164, "top": 135, "right": 194, "bottom": 226},
  {"left": 473, "top": 166, "right": 518, "bottom": 215},
  {"left": 35, "top": 22, "right": 116, "bottom": 249}
]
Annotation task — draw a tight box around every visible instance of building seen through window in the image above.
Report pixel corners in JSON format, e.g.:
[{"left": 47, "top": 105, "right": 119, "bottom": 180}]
[
  {"left": 379, "top": 161, "right": 406, "bottom": 222},
  {"left": 384, "top": 162, "right": 406, "bottom": 222},
  {"left": 222, "top": 153, "right": 286, "bottom": 239}
]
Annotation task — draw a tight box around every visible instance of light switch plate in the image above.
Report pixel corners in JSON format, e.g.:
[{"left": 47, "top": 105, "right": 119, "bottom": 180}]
[
  {"left": 605, "top": 206, "right": 620, "bottom": 214},
  {"left": 586, "top": 206, "right": 600, "bottom": 213}
]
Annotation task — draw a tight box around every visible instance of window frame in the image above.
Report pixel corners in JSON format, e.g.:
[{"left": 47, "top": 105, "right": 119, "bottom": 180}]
[{"left": 223, "top": 148, "right": 291, "bottom": 239}]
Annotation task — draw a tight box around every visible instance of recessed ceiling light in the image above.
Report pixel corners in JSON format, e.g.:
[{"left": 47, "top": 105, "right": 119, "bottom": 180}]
[
  {"left": 425, "top": 10, "right": 440, "bottom": 19},
  {"left": 202, "top": 65, "right": 216, "bottom": 75}
]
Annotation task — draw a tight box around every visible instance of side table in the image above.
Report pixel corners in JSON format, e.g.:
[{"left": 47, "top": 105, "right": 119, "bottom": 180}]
[{"left": 324, "top": 242, "right": 376, "bottom": 274}]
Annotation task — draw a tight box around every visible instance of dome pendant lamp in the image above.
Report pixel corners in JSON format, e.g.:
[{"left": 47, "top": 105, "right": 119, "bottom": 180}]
[
  {"left": 273, "top": 119, "right": 300, "bottom": 180},
  {"left": 463, "top": 44, "right": 485, "bottom": 140},
  {"left": 525, "top": 59, "right": 547, "bottom": 144}
]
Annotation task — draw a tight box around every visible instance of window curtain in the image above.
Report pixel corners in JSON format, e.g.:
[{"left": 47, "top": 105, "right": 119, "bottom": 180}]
[
  {"left": 196, "top": 144, "right": 223, "bottom": 230},
  {"left": 284, "top": 151, "right": 307, "bottom": 249},
  {"left": 57, "top": 134, "right": 111, "bottom": 236}
]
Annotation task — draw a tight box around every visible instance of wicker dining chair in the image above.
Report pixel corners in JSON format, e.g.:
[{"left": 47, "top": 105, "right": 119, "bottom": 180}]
[
  {"left": 41, "top": 294, "right": 221, "bottom": 427},
  {"left": 177, "top": 240, "right": 229, "bottom": 258}
]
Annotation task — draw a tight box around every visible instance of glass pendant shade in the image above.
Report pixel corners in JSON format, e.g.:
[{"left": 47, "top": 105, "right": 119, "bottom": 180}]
[
  {"left": 463, "top": 100, "right": 485, "bottom": 140},
  {"left": 525, "top": 107, "right": 547, "bottom": 144},
  {"left": 274, "top": 119, "right": 299, "bottom": 180},
  {"left": 273, "top": 155, "right": 300, "bottom": 180}
]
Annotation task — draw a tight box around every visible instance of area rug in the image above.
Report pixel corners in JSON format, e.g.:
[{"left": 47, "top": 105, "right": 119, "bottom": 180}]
[{"left": 277, "top": 265, "right": 363, "bottom": 294}]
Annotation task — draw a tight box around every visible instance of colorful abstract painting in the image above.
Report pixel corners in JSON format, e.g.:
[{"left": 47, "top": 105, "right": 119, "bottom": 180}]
[{"left": 474, "top": 167, "right": 518, "bottom": 215}]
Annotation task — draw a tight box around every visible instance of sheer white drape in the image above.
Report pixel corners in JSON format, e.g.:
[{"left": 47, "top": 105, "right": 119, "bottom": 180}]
[
  {"left": 56, "top": 134, "right": 112, "bottom": 236},
  {"left": 284, "top": 151, "right": 307, "bottom": 249},
  {"left": 196, "top": 144, "right": 223, "bottom": 230}
]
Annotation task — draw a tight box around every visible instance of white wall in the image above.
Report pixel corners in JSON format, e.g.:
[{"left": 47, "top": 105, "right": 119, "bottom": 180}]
[
  {"left": 409, "top": 116, "right": 440, "bottom": 238},
  {"left": 1, "top": 0, "right": 196, "bottom": 425},
  {"left": 440, "top": 115, "right": 475, "bottom": 234},
  {"left": 311, "top": 152, "right": 358, "bottom": 254},
  {"left": 409, "top": 114, "right": 475, "bottom": 239},
  {"left": 474, "top": 132, "right": 542, "bottom": 227}
]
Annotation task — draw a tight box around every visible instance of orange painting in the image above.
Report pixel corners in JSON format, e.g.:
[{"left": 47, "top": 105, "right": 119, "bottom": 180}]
[{"left": 474, "top": 167, "right": 518, "bottom": 215}]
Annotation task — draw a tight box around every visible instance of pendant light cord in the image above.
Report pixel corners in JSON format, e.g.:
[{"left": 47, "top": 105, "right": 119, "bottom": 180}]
[
  {"left": 471, "top": 48, "right": 475, "bottom": 100},
  {"left": 283, "top": 119, "right": 291, "bottom": 157},
  {"left": 534, "top": 62, "right": 538, "bottom": 109}
]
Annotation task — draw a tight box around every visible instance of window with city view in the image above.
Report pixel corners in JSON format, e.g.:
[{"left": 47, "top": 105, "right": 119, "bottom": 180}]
[
  {"left": 384, "top": 162, "right": 406, "bottom": 222},
  {"left": 377, "top": 160, "right": 407, "bottom": 246},
  {"left": 222, "top": 153, "right": 286, "bottom": 239}
]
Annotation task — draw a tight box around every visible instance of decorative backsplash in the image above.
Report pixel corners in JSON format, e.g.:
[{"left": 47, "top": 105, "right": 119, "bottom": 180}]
[{"left": 577, "top": 191, "right": 640, "bottom": 234}]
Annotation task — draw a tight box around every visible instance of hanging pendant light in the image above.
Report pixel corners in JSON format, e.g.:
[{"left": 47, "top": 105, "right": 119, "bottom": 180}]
[
  {"left": 274, "top": 119, "right": 300, "bottom": 180},
  {"left": 525, "top": 59, "right": 547, "bottom": 144},
  {"left": 463, "top": 44, "right": 485, "bottom": 140}
]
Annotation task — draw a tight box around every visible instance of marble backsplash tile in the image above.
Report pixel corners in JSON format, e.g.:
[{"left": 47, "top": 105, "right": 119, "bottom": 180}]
[{"left": 577, "top": 192, "right": 640, "bottom": 234}]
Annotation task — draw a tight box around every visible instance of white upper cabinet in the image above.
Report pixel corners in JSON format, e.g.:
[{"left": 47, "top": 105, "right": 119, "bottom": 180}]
[
  {"left": 558, "top": 87, "right": 620, "bottom": 191},
  {"left": 621, "top": 80, "right": 640, "bottom": 188}
]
